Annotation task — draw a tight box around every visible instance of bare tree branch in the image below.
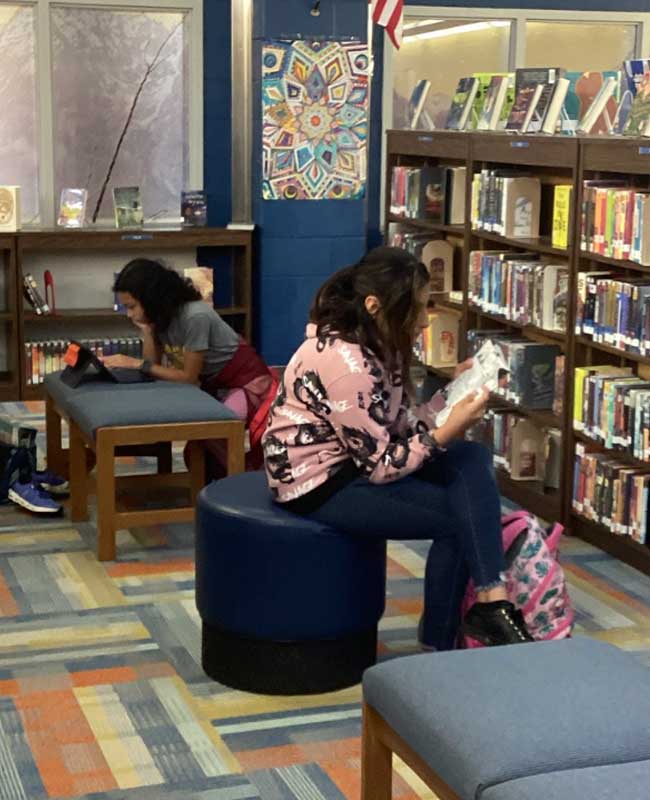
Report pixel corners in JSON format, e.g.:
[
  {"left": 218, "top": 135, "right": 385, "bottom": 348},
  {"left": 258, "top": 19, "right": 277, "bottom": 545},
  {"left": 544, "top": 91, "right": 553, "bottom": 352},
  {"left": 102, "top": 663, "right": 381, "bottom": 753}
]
[{"left": 91, "top": 22, "right": 182, "bottom": 223}]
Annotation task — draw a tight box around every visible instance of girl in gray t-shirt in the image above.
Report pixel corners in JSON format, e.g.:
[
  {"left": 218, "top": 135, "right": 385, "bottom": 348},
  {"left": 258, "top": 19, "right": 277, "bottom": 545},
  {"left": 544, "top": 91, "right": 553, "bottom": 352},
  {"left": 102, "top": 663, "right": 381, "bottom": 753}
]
[{"left": 105, "top": 259, "right": 277, "bottom": 476}]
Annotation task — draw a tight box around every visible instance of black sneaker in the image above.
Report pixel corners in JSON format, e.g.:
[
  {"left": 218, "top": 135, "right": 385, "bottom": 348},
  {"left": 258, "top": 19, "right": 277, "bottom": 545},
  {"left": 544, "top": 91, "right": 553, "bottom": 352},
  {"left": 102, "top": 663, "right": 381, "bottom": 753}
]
[{"left": 461, "top": 601, "right": 534, "bottom": 646}]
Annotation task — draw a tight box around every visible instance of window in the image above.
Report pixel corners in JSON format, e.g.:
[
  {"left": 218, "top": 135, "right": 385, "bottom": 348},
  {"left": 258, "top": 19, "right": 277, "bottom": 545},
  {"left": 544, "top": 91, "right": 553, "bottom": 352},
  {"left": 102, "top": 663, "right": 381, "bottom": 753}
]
[
  {"left": 0, "top": 0, "right": 202, "bottom": 226},
  {"left": 387, "top": 7, "right": 650, "bottom": 134},
  {"left": 394, "top": 18, "right": 511, "bottom": 130},
  {"left": 525, "top": 21, "right": 637, "bottom": 72},
  {"left": 383, "top": 6, "right": 650, "bottom": 223},
  {"left": 0, "top": 5, "right": 39, "bottom": 222}
]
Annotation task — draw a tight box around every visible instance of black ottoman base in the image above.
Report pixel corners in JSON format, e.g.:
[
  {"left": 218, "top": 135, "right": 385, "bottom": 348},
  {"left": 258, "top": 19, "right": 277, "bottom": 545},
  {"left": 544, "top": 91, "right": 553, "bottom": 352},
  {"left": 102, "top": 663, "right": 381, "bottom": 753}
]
[{"left": 202, "top": 621, "right": 378, "bottom": 695}]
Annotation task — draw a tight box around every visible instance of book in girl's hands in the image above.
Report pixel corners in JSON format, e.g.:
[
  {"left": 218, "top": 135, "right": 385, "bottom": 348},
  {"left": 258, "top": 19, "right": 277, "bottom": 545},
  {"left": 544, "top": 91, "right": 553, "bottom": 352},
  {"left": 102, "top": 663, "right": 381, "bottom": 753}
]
[
  {"left": 429, "top": 339, "right": 509, "bottom": 427},
  {"left": 181, "top": 190, "right": 207, "bottom": 226},
  {"left": 57, "top": 188, "right": 87, "bottom": 228}
]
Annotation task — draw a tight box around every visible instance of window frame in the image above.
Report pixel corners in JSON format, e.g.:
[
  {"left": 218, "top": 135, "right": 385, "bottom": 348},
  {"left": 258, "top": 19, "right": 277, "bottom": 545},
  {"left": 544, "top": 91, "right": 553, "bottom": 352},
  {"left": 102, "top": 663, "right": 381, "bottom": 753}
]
[
  {"left": 0, "top": 0, "right": 203, "bottom": 226},
  {"left": 380, "top": 5, "right": 650, "bottom": 228}
]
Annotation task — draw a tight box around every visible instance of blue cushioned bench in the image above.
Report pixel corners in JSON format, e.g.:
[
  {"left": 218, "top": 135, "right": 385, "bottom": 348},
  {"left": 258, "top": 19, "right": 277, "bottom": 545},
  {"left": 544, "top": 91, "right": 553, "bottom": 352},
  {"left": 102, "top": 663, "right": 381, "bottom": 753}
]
[
  {"left": 44, "top": 373, "right": 245, "bottom": 561},
  {"left": 361, "top": 638, "right": 650, "bottom": 800},
  {"left": 196, "top": 471, "right": 387, "bottom": 694}
]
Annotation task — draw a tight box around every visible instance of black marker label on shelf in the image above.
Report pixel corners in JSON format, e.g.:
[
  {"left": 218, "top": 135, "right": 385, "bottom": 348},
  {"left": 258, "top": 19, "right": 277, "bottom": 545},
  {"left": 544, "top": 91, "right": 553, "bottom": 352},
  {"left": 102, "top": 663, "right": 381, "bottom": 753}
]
[
  {"left": 121, "top": 233, "right": 154, "bottom": 241},
  {"left": 511, "top": 141, "right": 530, "bottom": 149},
  {"left": 417, "top": 135, "right": 434, "bottom": 143},
  {"left": 639, "top": 147, "right": 650, "bottom": 155}
]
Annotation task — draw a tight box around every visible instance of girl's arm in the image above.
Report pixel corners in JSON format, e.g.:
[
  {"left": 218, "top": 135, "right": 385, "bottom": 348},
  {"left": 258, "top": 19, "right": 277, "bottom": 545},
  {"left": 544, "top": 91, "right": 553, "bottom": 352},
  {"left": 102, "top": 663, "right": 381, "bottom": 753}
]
[
  {"left": 140, "top": 323, "right": 162, "bottom": 364},
  {"left": 325, "top": 371, "right": 443, "bottom": 484},
  {"left": 102, "top": 349, "right": 204, "bottom": 384}
]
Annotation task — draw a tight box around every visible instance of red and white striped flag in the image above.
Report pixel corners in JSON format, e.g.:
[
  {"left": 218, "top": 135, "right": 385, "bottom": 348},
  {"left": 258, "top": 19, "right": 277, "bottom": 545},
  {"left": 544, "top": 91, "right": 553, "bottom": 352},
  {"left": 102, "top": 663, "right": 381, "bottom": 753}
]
[{"left": 369, "top": 0, "right": 404, "bottom": 49}]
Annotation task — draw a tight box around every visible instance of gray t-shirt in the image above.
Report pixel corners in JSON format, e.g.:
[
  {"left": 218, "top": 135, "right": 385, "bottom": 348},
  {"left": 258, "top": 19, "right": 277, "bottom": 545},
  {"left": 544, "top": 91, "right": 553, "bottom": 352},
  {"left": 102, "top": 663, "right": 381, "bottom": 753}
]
[{"left": 158, "top": 301, "right": 239, "bottom": 379}]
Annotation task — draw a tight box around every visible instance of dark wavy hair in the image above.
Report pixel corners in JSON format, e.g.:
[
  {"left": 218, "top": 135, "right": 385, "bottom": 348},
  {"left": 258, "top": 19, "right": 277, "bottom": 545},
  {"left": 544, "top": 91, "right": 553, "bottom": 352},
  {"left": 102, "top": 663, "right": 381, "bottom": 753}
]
[
  {"left": 112, "top": 259, "right": 201, "bottom": 333},
  {"left": 310, "top": 246, "right": 430, "bottom": 380}
]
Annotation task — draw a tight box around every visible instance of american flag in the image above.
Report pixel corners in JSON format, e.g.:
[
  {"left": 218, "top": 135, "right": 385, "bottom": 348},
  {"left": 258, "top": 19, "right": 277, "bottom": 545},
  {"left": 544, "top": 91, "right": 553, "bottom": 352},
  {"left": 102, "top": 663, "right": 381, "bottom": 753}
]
[{"left": 369, "top": 0, "right": 404, "bottom": 49}]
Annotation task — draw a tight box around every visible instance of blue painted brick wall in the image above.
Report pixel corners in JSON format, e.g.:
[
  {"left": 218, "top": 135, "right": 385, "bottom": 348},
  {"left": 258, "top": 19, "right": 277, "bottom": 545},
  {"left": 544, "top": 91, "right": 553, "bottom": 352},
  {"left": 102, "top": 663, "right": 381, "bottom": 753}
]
[
  {"left": 204, "top": 0, "right": 232, "bottom": 226},
  {"left": 252, "top": 0, "right": 370, "bottom": 364}
]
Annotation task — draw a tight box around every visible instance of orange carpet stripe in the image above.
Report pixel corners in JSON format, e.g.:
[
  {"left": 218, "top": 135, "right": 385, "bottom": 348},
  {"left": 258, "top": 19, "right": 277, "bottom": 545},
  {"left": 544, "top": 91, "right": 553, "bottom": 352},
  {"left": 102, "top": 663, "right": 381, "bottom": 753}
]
[
  {"left": 564, "top": 562, "right": 649, "bottom": 614},
  {"left": 15, "top": 689, "right": 117, "bottom": 797},
  {"left": 386, "top": 558, "right": 413, "bottom": 578},
  {"left": 236, "top": 737, "right": 360, "bottom": 771},
  {"left": 71, "top": 666, "right": 138, "bottom": 687},
  {"left": 0, "top": 570, "right": 19, "bottom": 617},
  {"left": 391, "top": 598, "right": 423, "bottom": 615},
  {"left": 107, "top": 558, "right": 194, "bottom": 577},
  {"left": 0, "top": 678, "right": 19, "bottom": 696},
  {"left": 320, "top": 758, "right": 360, "bottom": 799}
]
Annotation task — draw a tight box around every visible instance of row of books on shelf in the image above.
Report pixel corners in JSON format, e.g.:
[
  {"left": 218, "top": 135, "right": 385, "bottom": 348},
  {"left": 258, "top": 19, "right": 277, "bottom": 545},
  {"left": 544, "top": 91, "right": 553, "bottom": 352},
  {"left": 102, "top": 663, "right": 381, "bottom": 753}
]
[
  {"left": 389, "top": 166, "right": 466, "bottom": 226},
  {"left": 468, "top": 252, "right": 567, "bottom": 333},
  {"left": 390, "top": 230, "right": 455, "bottom": 294},
  {"left": 575, "top": 272, "right": 650, "bottom": 355},
  {"left": 573, "top": 443, "right": 649, "bottom": 544},
  {"left": 0, "top": 186, "right": 207, "bottom": 232},
  {"left": 25, "top": 338, "right": 143, "bottom": 385},
  {"left": 580, "top": 183, "right": 650, "bottom": 265},
  {"left": 573, "top": 365, "right": 650, "bottom": 463},
  {"left": 439, "top": 61, "right": 650, "bottom": 136},
  {"left": 468, "top": 410, "right": 561, "bottom": 488},
  {"left": 470, "top": 172, "right": 542, "bottom": 240}
]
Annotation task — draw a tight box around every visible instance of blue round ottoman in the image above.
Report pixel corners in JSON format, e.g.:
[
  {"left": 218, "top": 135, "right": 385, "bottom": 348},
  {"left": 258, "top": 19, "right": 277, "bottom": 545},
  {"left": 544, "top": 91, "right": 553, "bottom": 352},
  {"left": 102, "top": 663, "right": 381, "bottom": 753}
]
[{"left": 195, "top": 471, "right": 387, "bottom": 695}]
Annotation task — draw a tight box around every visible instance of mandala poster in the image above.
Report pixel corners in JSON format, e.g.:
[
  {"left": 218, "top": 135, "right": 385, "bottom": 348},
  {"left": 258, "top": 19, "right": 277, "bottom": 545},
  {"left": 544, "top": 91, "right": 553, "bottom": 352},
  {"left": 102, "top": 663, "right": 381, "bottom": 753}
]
[{"left": 262, "top": 39, "right": 368, "bottom": 200}]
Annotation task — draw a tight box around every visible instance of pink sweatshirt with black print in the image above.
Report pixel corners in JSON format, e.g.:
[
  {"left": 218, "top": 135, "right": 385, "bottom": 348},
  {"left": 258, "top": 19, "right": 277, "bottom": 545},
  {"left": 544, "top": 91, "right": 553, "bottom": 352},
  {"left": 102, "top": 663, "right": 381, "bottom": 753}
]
[{"left": 263, "top": 325, "right": 442, "bottom": 504}]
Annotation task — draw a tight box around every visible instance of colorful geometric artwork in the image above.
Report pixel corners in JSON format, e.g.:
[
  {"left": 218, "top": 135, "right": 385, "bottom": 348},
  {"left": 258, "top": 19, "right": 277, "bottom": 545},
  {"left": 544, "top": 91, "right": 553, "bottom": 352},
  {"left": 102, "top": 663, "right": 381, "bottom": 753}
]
[{"left": 262, "top": 40, "right": 368, "bottom": 200}]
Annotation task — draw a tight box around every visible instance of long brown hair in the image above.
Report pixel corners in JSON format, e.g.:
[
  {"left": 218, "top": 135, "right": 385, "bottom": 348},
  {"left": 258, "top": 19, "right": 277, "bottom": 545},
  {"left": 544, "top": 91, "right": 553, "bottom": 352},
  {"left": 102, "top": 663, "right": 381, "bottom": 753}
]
[{"left": 310, "top": 246, "right": 430, "bottom": 381}]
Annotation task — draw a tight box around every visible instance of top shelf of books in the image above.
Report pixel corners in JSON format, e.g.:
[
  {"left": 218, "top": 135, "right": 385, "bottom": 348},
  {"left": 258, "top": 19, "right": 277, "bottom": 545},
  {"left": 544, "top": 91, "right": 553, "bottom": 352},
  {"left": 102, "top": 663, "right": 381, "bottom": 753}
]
[{"left": 14, "top": 227, "right": 252, "bottom": 252}]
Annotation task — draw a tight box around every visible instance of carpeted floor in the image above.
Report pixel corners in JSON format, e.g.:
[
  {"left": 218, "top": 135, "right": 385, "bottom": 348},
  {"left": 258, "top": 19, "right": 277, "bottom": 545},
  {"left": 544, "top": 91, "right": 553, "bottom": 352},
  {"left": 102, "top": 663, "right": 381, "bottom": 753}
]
[{"left": 0, "top": 402, "right": 648, "bottom": 800}]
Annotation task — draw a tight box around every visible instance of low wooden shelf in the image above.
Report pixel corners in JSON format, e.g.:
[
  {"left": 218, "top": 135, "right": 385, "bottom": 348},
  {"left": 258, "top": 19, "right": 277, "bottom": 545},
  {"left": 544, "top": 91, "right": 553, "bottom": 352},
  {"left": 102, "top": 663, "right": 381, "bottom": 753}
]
[{"left": 13, "top": 226, "right": 253, "bottom": 400}]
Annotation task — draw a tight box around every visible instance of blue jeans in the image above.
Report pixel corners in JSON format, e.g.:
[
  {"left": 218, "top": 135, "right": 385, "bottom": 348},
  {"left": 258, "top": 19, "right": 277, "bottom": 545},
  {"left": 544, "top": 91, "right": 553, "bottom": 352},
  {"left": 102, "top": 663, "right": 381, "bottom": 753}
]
[{"left": 304, "top": 441, "right": 506, "bottom": 650}]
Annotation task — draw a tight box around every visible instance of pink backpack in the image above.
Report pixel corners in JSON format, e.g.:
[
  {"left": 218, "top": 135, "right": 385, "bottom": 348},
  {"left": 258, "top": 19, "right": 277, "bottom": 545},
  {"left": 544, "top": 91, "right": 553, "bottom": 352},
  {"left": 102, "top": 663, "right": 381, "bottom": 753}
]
[{"left": 462, "top": 511, "right": 575, "bottom": 648}]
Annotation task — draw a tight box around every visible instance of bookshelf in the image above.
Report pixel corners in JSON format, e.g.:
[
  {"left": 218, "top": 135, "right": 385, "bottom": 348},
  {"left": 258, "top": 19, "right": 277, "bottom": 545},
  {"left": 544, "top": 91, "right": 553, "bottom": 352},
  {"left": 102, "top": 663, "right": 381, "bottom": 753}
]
[
  {"left": 10, "top": 227, "right": 253, "bottom": 401},
  {"left": 569, "top": 137, "right": 650, "bottom": 574},
  {"left": 386, "top": 130, "right": 650, "bottom": 575},
  {"left": 0, "top": 235, "right": 19, "bottom": 400}
]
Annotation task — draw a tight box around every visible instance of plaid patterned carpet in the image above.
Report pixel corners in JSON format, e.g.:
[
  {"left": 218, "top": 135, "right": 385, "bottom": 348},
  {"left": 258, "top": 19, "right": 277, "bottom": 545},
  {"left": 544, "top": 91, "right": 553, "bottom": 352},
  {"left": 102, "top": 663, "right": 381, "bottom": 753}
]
[{"left": 0, "top": 402, "right": 648, "bottom": 800}]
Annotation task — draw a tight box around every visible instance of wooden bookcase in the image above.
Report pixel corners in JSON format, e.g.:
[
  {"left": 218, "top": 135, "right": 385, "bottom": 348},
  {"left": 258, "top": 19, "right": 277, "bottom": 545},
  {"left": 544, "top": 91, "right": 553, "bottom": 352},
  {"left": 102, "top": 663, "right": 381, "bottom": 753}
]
[
  {"left": 7, "top": 227, "right": 252, "bottom": 401},
  {"left": 386, "top": 129, "right": 650, "bottom": 575},
  {"left": 0, "top": 235, "right": 20, "bottom": 400}
]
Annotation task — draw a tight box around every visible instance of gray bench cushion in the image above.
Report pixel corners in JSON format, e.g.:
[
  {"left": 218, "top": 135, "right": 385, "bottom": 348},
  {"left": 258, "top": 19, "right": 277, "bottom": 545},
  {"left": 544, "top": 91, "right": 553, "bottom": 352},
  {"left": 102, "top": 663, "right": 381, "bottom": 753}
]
[
  {"left": 44, "top": 372, "right": 199, "bottom": 409},
  {"left": 44, "top": 374, "right": 237, "bottom": 437},
  {"left": 482, "top": 760, "right": 650, "bottom": 800},
  {"left": 363, "top": 639, "right": 650, "bottom": 800}
]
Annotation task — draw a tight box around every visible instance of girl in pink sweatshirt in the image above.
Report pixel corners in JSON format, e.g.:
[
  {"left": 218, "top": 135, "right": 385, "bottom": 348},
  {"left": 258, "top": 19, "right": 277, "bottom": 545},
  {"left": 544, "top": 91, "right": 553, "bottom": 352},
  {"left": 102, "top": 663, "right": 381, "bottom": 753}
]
[{"left": 263, "top": 247, "right": 533, "bottom": 650}]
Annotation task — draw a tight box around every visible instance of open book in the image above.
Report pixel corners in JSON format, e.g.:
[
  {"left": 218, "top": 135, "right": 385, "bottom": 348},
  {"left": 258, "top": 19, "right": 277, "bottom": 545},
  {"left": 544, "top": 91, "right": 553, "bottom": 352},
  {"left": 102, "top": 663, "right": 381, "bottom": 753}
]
[{"left": 427, "top": 339, "right": 509, "bottom": 427}]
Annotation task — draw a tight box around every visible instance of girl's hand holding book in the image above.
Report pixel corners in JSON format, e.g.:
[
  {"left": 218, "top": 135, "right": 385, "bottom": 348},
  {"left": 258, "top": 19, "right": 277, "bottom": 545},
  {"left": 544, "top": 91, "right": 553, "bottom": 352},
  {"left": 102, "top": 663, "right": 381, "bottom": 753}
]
[{"left": 432, "top": 386, "right": 489, "bottom": 447}]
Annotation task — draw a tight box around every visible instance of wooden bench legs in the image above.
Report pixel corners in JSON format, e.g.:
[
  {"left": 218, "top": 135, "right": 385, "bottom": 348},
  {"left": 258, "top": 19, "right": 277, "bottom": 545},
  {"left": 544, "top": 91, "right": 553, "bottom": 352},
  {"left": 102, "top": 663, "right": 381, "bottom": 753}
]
[
  {"left": 361, "top": 702, "right": 462, "bottom": 800},
  {"left": 66, "top": 418, "right": 246, "bottom": 561}
]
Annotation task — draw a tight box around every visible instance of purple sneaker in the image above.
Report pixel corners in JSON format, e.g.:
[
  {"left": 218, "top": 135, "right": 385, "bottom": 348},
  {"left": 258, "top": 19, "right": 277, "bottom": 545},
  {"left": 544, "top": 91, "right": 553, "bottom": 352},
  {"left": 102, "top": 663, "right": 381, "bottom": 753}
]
[
  {"left": 33, "top": 470, "right": 69, "bottom": 496},
  {"left": 8, "top": 481, "right": 62, "bottom": 514}
]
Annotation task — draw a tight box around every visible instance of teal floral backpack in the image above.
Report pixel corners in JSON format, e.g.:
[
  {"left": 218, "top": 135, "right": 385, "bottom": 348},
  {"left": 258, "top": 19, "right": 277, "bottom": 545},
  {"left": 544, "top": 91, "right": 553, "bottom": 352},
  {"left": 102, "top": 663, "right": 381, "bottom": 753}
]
[{"left": 462, "top": 510, "right": 575, "bottom": 647}]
